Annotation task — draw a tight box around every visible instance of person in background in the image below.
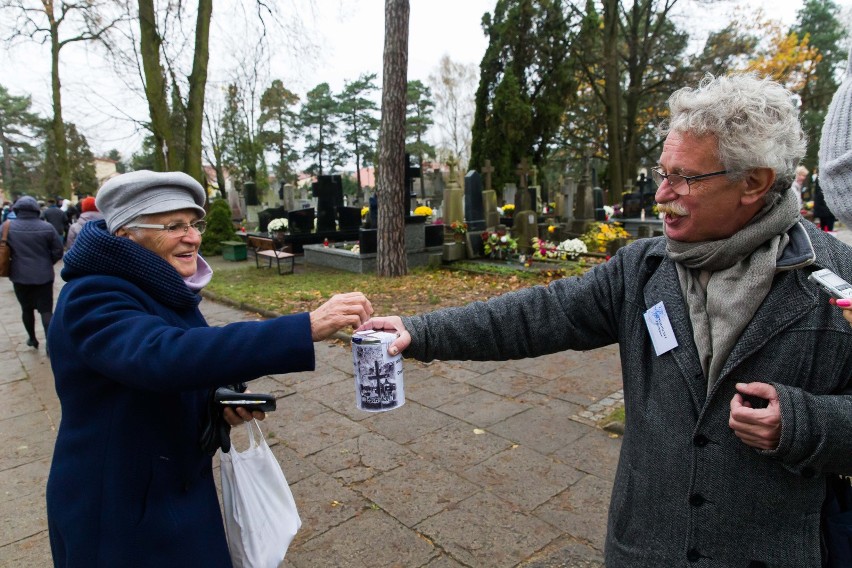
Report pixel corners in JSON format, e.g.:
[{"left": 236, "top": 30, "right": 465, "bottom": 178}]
[
  {"left": 64, "top": 196, "right": 102, "bottom": 250},
  {"left": 6, "top": 196, "right": 64, "bottom": 349},
  {"left": 41, "top": 198, "right": 68, "bottom": 241},
  {"left": 1, "top": 201, "right": 11, "bottom": 222},
  {"left": 360, "top": 74, "right": 852, "bottom": 567},
  {"left": 811, "top": 169, "right": 837, "bottom": 232},
  {"left": 791, "top": 165, "right": 808, "bottom": 211},
  {"left": 46, "top": 170, "right": 374, "bottom": 567}
]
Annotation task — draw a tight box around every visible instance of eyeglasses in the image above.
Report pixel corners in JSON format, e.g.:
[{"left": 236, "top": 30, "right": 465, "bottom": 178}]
[
  {"left": 126, "top": 220, "right": 207, "bottom": 236},
  {"left": 651, "top": 166, "right": 729, "bottom": 195}
]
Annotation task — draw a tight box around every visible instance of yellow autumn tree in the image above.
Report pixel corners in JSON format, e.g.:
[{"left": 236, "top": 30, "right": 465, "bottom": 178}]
[{"left": 745, "top": 23, "right": 821, "bottom": 95}]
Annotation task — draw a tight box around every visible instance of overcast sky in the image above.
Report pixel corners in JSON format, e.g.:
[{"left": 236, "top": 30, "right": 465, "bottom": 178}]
[{"left": 0, "top": 0, "right": 843, "bottom": 162}]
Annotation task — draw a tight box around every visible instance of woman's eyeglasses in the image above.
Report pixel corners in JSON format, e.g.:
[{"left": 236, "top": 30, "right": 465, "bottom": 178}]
[{"left": 126, "top": 220, "right": 207, "bottom": 236}]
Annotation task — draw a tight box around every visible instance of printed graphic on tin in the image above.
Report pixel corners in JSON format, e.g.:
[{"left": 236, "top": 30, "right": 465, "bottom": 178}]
[{"left": 352, "top": 331, "right": 404, "bottom": 412}]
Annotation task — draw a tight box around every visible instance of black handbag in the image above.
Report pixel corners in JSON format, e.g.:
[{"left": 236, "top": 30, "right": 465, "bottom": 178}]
[
  {"left": 822, "top": 475, "right": 852, "bottom": 568},
  {"left": 199, "top": 382, "right": 247, "bottom": 455}
]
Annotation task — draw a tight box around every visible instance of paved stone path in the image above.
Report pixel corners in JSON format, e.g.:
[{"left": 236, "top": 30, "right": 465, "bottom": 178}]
[{"left": 2, "top": 225, "right": 849, "bottom": 567}]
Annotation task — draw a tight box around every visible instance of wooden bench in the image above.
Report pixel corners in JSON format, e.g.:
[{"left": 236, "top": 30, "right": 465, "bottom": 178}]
[{"left": 247, "top": 236, "right": 295, "bottom": 275}]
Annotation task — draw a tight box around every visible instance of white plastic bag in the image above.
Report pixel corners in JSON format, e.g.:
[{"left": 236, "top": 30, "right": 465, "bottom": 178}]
[{"left": 220, "top": 420, "right": 301, "bottom": 568}]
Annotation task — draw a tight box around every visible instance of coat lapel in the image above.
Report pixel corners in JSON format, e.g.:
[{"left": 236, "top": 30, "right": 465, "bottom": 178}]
[{"left": 643, "top": 254, "right": 707, "bottom": 410}]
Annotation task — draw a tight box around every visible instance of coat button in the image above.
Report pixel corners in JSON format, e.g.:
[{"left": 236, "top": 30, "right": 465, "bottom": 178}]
[
  {"left": 693, "top": 434, "right": 709, "bottom": 447},
  {"left": 687, "top": 548, "right": 701, "bottom": 562},
  {"left": 689, "top": 493, "right": 705, "bottom": 507}
]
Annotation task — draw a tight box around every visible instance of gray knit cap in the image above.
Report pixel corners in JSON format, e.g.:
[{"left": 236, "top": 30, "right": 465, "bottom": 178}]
[
  {"left": 95, "top": 170, "right": 206, "bottom": 233},
  {"left": 819, "top": 47, "right": 852, "bottom": 226}
]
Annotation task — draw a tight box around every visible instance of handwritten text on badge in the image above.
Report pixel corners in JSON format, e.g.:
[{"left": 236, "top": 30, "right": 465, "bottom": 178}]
[{"left": 643, "top": 301, "right": 678, "bottom": 356}]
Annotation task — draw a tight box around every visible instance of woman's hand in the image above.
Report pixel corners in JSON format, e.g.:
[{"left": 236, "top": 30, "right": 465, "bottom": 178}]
[
  {"left": 222, "top": 389, "right": 266, "bottom": 426},
  {"left": 830, "top": 297, "right": 852, "bottom": 326},
  {"left": 356, "top": 316, "right": 411, "bottom": 356},
  {"left": 310, "top": 292, "right": 374, "bottom": 341}
]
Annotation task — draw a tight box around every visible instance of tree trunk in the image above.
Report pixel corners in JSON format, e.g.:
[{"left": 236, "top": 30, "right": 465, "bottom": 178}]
[
  {"left": 183, "top": 0, "right": 212, "bottom": 188},
  {"left": 48, "top": 10, "right": 71, "bottom": 198},
  {"left": 377, "top": 0, "right": 409, "bottom": 277},
  {"left": 602, "top": 0, "right": 624, "bottom": 202},
  {"left": 138, "top": 0, "right": 174, "bottom": 172}
]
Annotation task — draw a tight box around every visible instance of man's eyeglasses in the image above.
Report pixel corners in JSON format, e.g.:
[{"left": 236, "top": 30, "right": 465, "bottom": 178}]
[
  {"left": 651, "top": 166, "right": 729, "bottom": 195},
  {"left": 126, "top": 220, "right": 207, "bottom": 236}
]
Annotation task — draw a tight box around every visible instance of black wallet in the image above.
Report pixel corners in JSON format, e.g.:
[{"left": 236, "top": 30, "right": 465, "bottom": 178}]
[{"left": 214, "top": 387, "right": 276, "bottom": 412}]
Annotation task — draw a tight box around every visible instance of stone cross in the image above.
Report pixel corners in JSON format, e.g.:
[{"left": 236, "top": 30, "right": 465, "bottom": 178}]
[
  {"left": 516, "top": 158, "right": 530, "bottom": 211},
  {"left": 446, "top": 154, "right": 459, "bottom": 187},
  {"left": 481, "top": 159, "right": 495, "bottom": 192},
  {"left": 530, "top": 164, "right": 539, "bottom": 187}
]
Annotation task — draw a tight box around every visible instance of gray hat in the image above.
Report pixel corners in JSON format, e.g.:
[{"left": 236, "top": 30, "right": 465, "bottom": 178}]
[{"left": 96, "top": 170, "right": 207, "bottom": 233}]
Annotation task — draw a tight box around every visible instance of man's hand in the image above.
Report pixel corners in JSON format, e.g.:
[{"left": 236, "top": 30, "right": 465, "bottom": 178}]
[
  {"left": 309, "top": 292, "right": 373, "bottom": 341},
  {"left": 729, "top": 382, "right": 781, "bottom": 450},
  {"left": 356, "top": 316, "right": 410, "bottom": 356}
]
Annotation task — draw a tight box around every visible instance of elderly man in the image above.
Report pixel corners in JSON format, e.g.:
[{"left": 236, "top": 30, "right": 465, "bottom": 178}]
[{"left": 360, "top": 74, "right": 852, "bottom": 567}]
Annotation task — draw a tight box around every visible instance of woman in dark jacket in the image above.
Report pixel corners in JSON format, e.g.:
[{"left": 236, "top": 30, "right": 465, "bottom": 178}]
[
  {"left": 7, "top": 196, "right": 64, "bottom": 349},
  {"left": 812, "top": 175, "right": 837, "bottom": 231},
  {"left": 46, "top": 171, "right": 373, "bottom": 567}
]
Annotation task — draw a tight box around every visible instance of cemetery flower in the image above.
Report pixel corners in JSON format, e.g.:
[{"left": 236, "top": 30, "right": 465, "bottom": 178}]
[
  {"left": 361, "top": 206, "right": 370, "bottom": 218},
  {"left": 482, "top": 230, "right": 518, "bottom": 258},
  {"left": 547, "top": 225, "right": 557, "bottom": 234},
  {"left": 502, "top": 204, "right": 515, "bottom": 217},
  {"left": 414, "top": 205, "right": 433, "bottom": 217},
  {"left": 603, "top": 205, "right": 615, "bottom": 220},
  {"left": 581, "top": 222, "right": 631, "bottom": 253},
  {"left": 268, "top": 218, "right": 288, "bottom": 232},
  {"left": 450, "top": 221, "right": 468, "bottom": 235},
  {"left": 557, "top": 238, "right": 588, "bottom": 260}
]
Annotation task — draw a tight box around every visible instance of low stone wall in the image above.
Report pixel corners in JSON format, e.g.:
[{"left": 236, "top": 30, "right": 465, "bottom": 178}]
[{"left": 303, "top": 244, "right": 441, "bottom": 274}]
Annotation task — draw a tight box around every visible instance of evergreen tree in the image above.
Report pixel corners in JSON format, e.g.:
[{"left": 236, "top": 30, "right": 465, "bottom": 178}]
[
  {"left": 42, "top": 122, "right": 97, "bottom": 198},
  {"left": 259, "top": 79, "right": 300, "bottom": 184},
  {"left": 301, "top": 83, "right": 342, "bottom": 176},
  {"left": 200, "top": 198, "right": 234, "bottom": 257},
  {"left": 405, "top": 80, "right": 435, "bottom": 196},
  {"left": 337, "top": 73, "right": 380, "bottom": 190},
  {"left": 0, "top": 85, "right": 42, "bottom": 195}
]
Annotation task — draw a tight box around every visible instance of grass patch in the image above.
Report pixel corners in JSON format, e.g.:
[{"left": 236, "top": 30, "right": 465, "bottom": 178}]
[{"left": 206, "top": 260, "right": 595, "bottom": 317}]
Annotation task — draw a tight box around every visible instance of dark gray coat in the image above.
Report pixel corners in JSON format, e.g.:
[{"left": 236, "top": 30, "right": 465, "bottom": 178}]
[
  {"left": 403, "top": 221, "right": 852, "bottom": 567},
  {"left": 7, "top": 197, "right": 64, "bottom": 285}
]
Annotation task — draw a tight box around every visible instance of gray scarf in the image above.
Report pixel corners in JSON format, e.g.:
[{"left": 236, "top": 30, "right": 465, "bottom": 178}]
[{"left": 666, "top": 188, "right": 800, "bottom": 393}]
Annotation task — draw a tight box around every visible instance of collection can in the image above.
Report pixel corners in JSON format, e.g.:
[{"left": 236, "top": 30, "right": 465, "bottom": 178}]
[{"left": 351, "top": 330, "right": 405, "bottom": 412}]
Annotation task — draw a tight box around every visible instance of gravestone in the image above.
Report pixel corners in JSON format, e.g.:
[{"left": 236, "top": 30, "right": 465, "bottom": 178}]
[
  {"left": 431, "top": 168, "right": 444, "bottom": 209},
  {"left": 367, "top": 195, "right": 378, "bottom": 229},
  {"left": 513, "top": 209, "right": 537, "bottom": 255},
  {"left": 593, "top": 187, "right": 607, "bottom": 221},
  {"left": 503, "top": 183, "right": 517, "bottom": 206},
  {"left": 483, "top": 190, "right": 499, "bottom": 229},
  {"left": 359, "top": 228, "right": 377, "bottom": 254},
  {"left": 282, "top": 184, "right": 295, "bottom": 212},
  {"left": 556, "top": 177, "right": 576, "bottom": 223},
  {"left": 572, "top": 155, "right": 597, "bottom": 235},
  {"left": 258, "top": 206, "right": 288, "bottom": 233},
  {"left": 337, "top": 206, "right": 363, "bottom": 231},
  {"left": 621, "top": 191, "right": 642, "bottom": 218},
  {"left": 313, "top": 175, "right": 344, "bottom": 232},
  {"left": 244, "top": 181, "right": 259, "bottom": 206},
  {"left": 466, "top": 231, "right": 485, "bottom": 259},
  {"left": 464, "top": 170, "right": 486, "bottom": 232},
  {"left": 442, "top": 155, "right": 465, "bottom": 243},
  {"left": 288, "top": 207, "right": 315, "bottom": 234},
  {"left": 404, "top": 153, "right": 420, "bottom": 215},
  {"left": 516, "top": 158, "right": 531, "bottom": 211}
]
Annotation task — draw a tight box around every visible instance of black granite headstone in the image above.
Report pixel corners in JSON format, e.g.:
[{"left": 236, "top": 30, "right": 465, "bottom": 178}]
[
  {"left": 465, "top": 231, "right": 485, "bottom": 259},
  {"left": 405, "top": 153, "right": 420, "bottom": 213},
  {"left": 313, "top": 175, "right": 344, "bottom": 232},
  {"left": 288, "top": 207, "right": 315, "bottom": 235},
  {"left": 258, "top": 206, "right": 289, "bottom": 232},
  {"left": 337, "top": 206, "right": 362, "bottom": 231},
  {"left": 243, "top": 181, "right": 259, "bottom": 206},
  {"left": 593, "top": 187, "right": 607, "bottom": 222},
  {"left": 621, "top": 193, "right": 641, "bottom": 218},
  {"left": 464, "top": 170, "right": 486, "bottom": 232},
  {"left": 359, "top": 228, "right": 377, "bottom": 254},
  {"left": 425, "top": 224, "right": 443, "bottom": 248}
]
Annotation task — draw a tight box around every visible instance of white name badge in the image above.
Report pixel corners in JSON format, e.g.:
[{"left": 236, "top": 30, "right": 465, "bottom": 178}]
[{"left": 643, "top": 301, "right": 678, "bottom": 356}]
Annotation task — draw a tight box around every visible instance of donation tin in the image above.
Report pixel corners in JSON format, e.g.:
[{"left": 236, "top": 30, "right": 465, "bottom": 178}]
[{"left": 351, "top": 330, "right": 404, "bottom": 412}]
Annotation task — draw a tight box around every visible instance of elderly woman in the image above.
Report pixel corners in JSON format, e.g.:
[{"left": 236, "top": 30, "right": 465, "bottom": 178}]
[{"left": 46, "top": 171, "right": 372, "bottom": 567}]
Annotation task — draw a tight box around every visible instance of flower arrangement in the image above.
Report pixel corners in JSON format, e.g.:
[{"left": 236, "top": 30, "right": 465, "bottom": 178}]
[
  {"left": 450, "top": 221, "right": 468, "bottom": 235},
  {"left": 547, "top": 225, "right": 557, "bottom": 235},
  {"left": 580, "top": 222, "right": 631, "bottom": 253},
  {"left": 361, "top": 206, "right": 370, "bottom": 218},
  {"left": 482, "top": 230, "right": 518, "bottom": 258},
  {"left": 532, "top": 237, "right": 588, "bottom": 260},
  {"left": 414, "top": 205, "right": 433, "bottom": 217},
  {"left": 603, "top": 205, "right": 615, "bottom": 220},
  {"left": 268, "top": 218, "right": 288, "bottom": 232},
  {"left": 500, "top": 204, "right": 515, "bottom": 217},
  {"left": 557, "top": 238, "right": 588, "bottom": 260}
]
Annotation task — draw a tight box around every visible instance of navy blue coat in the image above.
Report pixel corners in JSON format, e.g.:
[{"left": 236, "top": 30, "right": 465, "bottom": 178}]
[
  {"left": 46, "top": 220, "right": 315, "bottom": 567},
  {"left": 7, "top": 197, "right": 63, "bottom": 285}
]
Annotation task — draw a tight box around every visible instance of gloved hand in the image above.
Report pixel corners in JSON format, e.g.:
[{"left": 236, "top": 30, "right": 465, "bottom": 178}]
[{"left": 199, "top": 382, "right": 247, "bottom": 455}]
